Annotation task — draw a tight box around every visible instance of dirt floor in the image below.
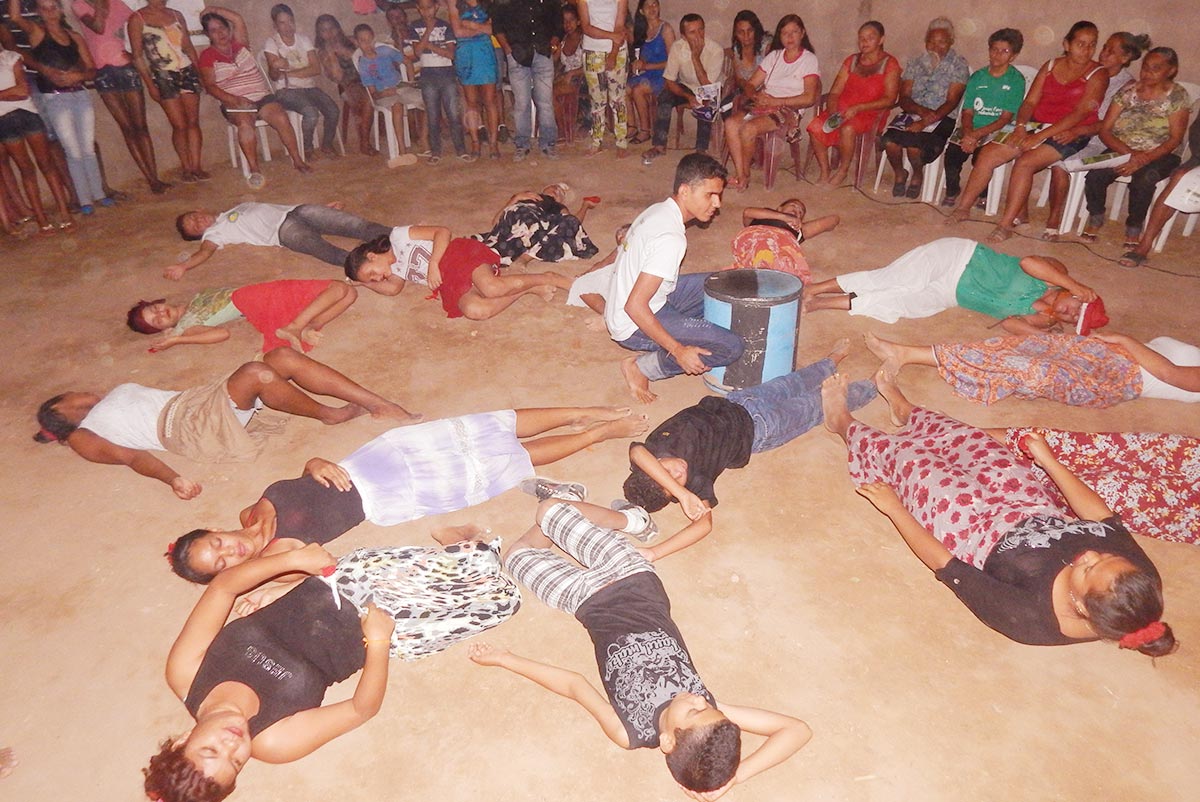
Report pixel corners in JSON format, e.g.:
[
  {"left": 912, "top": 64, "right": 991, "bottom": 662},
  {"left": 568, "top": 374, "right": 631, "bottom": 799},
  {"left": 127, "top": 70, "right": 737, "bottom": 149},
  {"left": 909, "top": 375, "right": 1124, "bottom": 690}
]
[{"left": 2, "top": 135, "right": 1199, "bottom": 801}]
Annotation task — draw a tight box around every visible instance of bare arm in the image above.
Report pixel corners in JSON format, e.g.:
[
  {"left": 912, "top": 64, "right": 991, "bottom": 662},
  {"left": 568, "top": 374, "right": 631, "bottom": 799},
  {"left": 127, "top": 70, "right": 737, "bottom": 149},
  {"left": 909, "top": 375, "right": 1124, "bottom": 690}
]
[
  {"left": 1021, "top": 433, "right": 1112, "bottom": 521},
  {"left": 1094, "top": 333, "right": 1200, "bottom": 392},
  {"left": 628, "top": 443, "right": 711, "bottom": 520},
  {"left": 164, "top": 240, "right": 220, "bottom": 280},
  {"left": 719, "top": 704, "right": 812, "bottom": 793},
  {"left": 856, "top": 482, "right": 952, "bottom": 571},
  {"left": 7, "top": 0, "right": 41, "bottom": 40},
  {"left": 65, "top": 428, "right": 200, "bottom": 499},
  {"left": 625, "top": 273, "right": 710, "bottom": 374},
  {"left": 642, "top": 513, "right": 713, "bottom": 562},
  {"left": 468, "top": 644, "right": 630, "bottom": 748},
  {"left": 1018, "top": 255, "right": 1095, "bottom": 300},
  {"left": 76, "top": 0, "right": 109, "bottom": 35},
  {"left": 406, "top": 224, "right": 452, "bottom": 289},
  {"left": 205, "top": 6, "right": 248, "bottom": 46},
  {"left": 1039, "top": 68, "right": 1108, "bottom": 145}
]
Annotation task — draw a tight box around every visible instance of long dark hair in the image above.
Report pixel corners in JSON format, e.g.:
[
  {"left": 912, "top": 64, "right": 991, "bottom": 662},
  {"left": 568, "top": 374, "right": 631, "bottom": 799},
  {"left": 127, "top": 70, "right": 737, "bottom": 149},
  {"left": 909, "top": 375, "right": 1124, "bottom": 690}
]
[
  {"left": 730, "top": 10, "right": 765, "bottom": 58},
  {"left": 769, "top": 14, "right": 814, "bottom": 54},
  {"left": 314, "top": 13, "right": 354, "bottom": 53},
  {"left": 632, "top": 0, "right": 650, "bottom": 48},
  {"left": 1084, "top": 569, "right": 1177, "bottom": 658}
]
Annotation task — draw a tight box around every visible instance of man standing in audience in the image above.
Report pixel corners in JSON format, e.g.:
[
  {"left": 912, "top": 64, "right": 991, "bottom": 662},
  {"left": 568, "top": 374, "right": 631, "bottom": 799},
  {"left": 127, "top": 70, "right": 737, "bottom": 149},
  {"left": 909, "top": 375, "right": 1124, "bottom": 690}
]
[{"left": 491, "top": 0, "right": 562, "bottom": 161}]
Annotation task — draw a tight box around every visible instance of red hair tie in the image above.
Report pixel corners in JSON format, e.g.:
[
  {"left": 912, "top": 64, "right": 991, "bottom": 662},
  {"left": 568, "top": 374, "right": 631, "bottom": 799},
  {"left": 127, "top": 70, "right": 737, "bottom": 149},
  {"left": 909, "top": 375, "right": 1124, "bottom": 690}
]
[
  {"left": 38, "top": 427, "right": 60, "bottom": 442},
  {"left": 164, "top": 542, "right": 176, "bottom": 564},
  {"left": 1119, "top": 621, "right": 1166, "bottom": 650}
]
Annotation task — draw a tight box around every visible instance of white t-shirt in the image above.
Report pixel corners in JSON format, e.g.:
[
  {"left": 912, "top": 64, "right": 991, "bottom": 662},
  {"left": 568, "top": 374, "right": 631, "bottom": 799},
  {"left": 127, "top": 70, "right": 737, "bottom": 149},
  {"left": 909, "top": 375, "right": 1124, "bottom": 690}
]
[
  {"left": 662, "top": 38, "right": 725, "bottom": 92},
  {"left": 0, "top": 50, "right": 38, "bottom": 116},
  {"left": 388, "top": 226, "right": 432, "bottom": 284},
  {"left": 201, "top": 203, "right": 297, "bottom": 249},
  {"left": 79, "top": 384, "right": 178, "bottom": 451},
  {"left": 582, "top": 0, "right": 620, "bottom": 53},
  {"left": 604, "top": 198, "right": 687, "bottom": 341},
  {"left": 262, "top": 33, "right": 317, "bottom": 90},
  {"left": 1139, "top": 337, "right": 1200, "bottom": 403},
  {"left": 758, "top": 49, "right": 819, "bottom": 98},
  {"left": 567, "top": 264, "right": 614, "bottom": 308}
]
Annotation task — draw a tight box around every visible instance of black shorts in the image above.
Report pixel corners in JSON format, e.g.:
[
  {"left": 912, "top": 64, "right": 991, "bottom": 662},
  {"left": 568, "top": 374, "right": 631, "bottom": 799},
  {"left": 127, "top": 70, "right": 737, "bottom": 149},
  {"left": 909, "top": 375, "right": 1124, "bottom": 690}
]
[
  {"left": 94, "top": 64, "right": 143, "bottom": 93},
  {"left": 881, "top": 116, "right": 956, "bottom": 165},
  {"left": 0, "top": 108, "right": 46, "bottom": 143},
  {"left": 151, "top": 65, "right": 202, "bottom": 100}
]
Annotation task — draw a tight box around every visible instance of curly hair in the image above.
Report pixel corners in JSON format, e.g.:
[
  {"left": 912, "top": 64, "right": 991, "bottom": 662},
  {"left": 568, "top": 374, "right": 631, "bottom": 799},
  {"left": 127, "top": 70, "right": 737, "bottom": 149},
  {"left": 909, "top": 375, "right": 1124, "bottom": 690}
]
[
  {"left": 169, "top": 529, "right": 218, "bottom": 584},
  {"left": 144, "top": 739, "right": 232, "bottom": 802},
  {"left": 622, "top": 467, "right": 672, "bottom": 513},
  {"left": 665, "top": 718, "right": 742, "bottom": 791}
]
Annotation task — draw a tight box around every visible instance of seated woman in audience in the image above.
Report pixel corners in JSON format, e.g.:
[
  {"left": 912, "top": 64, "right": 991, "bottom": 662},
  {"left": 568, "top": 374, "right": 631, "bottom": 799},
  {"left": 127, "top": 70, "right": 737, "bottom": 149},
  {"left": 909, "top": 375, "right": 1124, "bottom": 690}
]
[
  {"left": 729, "top": 197, "right": 839, "bottom": 281},
  {"left": 806, "top": 20, "right": 899, "bottom": 186},
  {"left": 1081, "top": 48, "right": 1189, "bottom": 247},
  {"left": 553, "top": 4, "right": 587, "bottom": 144},
  {"left": 863, "top": 329, "right": 1200, "bottom": 409},
  {"left": 879, "top": 17, "right": 967, "bottom": 199},
  {"left": 144, "top": 539, "right": 517, "bottom": 802},
  {"left": 724, "top": 14, "right": 819, "bottom": 191},
  {"left": 625, "top": 0, "right": 673, "bottom": 145},
  {"left": 1120, "top": 113, "right": 1200, "bottom": 267},
  {"left": 314, "top": 13, "right": 375, "bottom": 155},
  {"left": 996, "top": 426, "right": 1200, "bottom": 545},
  {"left": 448, "top": 0, "right": 501, "bottom": 159},
  {"left": 475, "top": 183, "right": 599, "bottom": 264},
  {"left": 167, "top": 406, "right": 649, "bottom": 582},
  {"left": 1039, "top": 31, "right": 1145, "bottom": 236},
  {"left": 33, "top": 349, "right": 414, "bottom": 499},
  {"left": 948, "top": 21, "right": 1108, "bottom": 241},
  {"left": 196, "top": 7, "right": 309, "bottom": 182},
  {"left": 73, "top": 0, "right": 169, "bottom": 193},
  {"left": 9, "top": 0, "right": 110, "bottom": 213},
  {"left": 821, "top": 370, "right": 1175, "bottom": 654},
  {"left": 726, "top": 9, "right": 767, "bottom": 115},
  {"left": 262, "top": 3, "right": 341, "bottom": 159},
  {"left": 940, "top": 28, "right": 1025, "bottom": 208},
  {"left": 128, "top": 0, "right": 207, "bottom": 181},
  {"left": 128, "top": 279, "right": 358, "bottom": 353},
  {"left": 801, "top": 237, "right": 1099, "bottom": 334},
  {"left": 0, "top": 39, "right": 73, "bottom": 232}
]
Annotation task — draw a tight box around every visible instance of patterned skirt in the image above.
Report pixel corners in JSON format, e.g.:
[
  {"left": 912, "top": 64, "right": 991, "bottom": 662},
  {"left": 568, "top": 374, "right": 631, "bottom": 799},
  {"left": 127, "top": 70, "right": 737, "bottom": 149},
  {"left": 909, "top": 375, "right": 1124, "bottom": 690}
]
[
  {"left": 934, "top": 334, "right": 1142, "bottom": 408},
  {"left": 473, "top": 198, "right": 599, "bottom": 265},
  {"left": 848, "top": 408, "right": 1065, "bottom": 566},
  {"left": 1006, "top": 428, "right": 1200, "bottom": 544},
  {"left": 323, "top": 539, "right": 520, "bottom": 660}
]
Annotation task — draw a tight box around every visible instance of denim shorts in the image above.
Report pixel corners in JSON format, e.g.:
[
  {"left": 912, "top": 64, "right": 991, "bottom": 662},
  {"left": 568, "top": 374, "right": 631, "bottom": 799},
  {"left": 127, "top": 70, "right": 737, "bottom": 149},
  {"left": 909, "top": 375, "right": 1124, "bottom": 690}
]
[
  {"left": 1045, "top": 134, "right": 1092, "bottom": 159},
  {"left": 0, "top": 108, "right": 46, "bottom": 143},
  {"left": 151, "top": 65, "right": 202, "bottom": 100},
  {"left": 94, "top": 64, "right": 143, "bottom": 93}
]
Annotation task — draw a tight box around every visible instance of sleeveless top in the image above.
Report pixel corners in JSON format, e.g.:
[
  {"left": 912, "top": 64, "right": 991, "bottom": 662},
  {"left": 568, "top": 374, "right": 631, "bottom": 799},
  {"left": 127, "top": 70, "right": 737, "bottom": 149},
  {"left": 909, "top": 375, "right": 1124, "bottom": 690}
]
[
  {"left": 260, "top": 475, "right": 366, "bottom": 543},
  {"left": 32, "top": 34, "right": 86, "bottom": 93},
  {"left": 184, "top": 578, "right": 365, "bottom": 737},
  {"left": 333, "top": 50, "right": 363, "bottom": 90},
  {"left": 582, "top": 0, "right": 620, "bottom": 52},
  {"left": 1033, "top": 59, "right": 1103, "bottom": 126},
  {"left": 640, "top": 22, "right": 668, "bottom": 67},
  {"left": 138, "top": 18, "right": 192, "bottom": 73}
]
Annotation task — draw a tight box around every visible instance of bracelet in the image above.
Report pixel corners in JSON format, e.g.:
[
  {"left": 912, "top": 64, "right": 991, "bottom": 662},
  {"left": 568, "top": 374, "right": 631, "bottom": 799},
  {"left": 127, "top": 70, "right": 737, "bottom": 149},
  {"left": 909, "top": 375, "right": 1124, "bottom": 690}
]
[{"left": 363, "top": 638, "right": 390, "bottom": 646}]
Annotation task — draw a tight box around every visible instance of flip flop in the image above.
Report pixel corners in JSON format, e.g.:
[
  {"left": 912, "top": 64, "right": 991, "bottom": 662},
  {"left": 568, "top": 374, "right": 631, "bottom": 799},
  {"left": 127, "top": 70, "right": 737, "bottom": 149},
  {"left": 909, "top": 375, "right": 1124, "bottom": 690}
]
[
  {"left": 1118, "top": 251, "right": 1147, "bottom": 268},
  {"left": 891, "top": 180, "right": 907, "bottom": 197},
  {"left": 905, "top": 183, "right": 922, "bottom": 199}
]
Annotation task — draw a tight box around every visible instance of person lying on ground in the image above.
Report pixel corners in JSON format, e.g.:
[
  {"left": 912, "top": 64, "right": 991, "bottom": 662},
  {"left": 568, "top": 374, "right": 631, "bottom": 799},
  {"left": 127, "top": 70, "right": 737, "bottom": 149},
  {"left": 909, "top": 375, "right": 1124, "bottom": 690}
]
[
  {"left": 566, "top": 222, "right": 630, "bottom": 316},
  {"left": 474, "top": 182, "right": 600, "bottom": 264},
  {"left": 33, "top": 348, "right": 415, "bottom": 499},
  {"left": 729, "top": 197, "right": 839, "bottom": 282}
]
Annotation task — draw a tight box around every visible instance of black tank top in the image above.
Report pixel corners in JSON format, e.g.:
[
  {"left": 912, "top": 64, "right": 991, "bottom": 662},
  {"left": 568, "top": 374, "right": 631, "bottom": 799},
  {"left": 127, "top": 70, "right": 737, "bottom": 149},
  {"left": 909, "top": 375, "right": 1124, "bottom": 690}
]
[
  {"left": 261, "top": 475, "right": 366, "bottom": 544},
  {"left": 184, "top": 578, "right": 365, "bottom": 737},
  {"left": 32, "top": 33, "right": 85, "bottom": 93}
]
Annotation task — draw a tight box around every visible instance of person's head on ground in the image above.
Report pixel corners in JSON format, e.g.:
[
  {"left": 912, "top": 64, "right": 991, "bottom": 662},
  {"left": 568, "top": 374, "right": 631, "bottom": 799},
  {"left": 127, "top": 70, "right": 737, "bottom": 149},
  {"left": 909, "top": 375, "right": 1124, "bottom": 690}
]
[
  {"left": 924, "top": 17, "right": 953, "bottom": 58},
  {"left": 770, "top": 15, "right": 813, "bottom": 54},
  {"left": 623, "top": 453, "right": 689, "bottom": 512},
  {"left": 144, "top": 710, "right": 250, "bottom": 801},
  {"left": 1067, "top": 550, "right": 1177, "bottom": 657},
  {"left": 857, "top": 20, "right": 884, "bottom": 57},
  {"left": 778, "top": 198, "right": 805, "bottom": 219},
  {"left": 33, "top": 392, "right": 101, "bottom": 444},
  {"left": 540, "top": 182, "right": 572, "bottom": 205},
  {"left": 1062, "top": 21, "right": 1099, "bottom": 63},
  {"left": 659, "top": 692, "right": 742, "bottom": 792},
  {"left": 269, "top": 3, "right": 295, "bottom": 37},
  {"left": 987, "top": 28, "right": 1023, "bottom": 71},
  {"left": 344, "top": 235, "right": 395, "bottom": 283},
  {"left": 353, "top": 23, "right": 376, "bottom": 52},
  {"left": 169, "top": 528, "right": 263, "bottom": 583},
  {"left": 1137, "top": 47, "right": 1178, "bottom": 88},
  {"left": 615, "top": 222, "right": 631, "bottom": 245},
  {"left": 127, "top": 299, "right": 183, "bottom": 334},
  {"left": 1100, "top": 32, "right": 1152, "bottom": 72},
  {"left": 679, "top": 14, "right": 705, "bottom": 50},
  {"left": 731, "top": 10, "right": 764, "bottom": 58},
  {"left": 176, "top": 211, "right": 217, "bottom": 241},
  {"left": 672, "top": 153, "right": 726, "bottom": 223}
]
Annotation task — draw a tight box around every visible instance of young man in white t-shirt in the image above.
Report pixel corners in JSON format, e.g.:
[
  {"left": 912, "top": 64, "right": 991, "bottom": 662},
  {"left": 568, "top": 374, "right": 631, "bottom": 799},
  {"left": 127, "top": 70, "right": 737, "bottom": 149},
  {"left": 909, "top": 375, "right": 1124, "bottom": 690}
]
[
  {"left": 605, "top": 153, "right": 744, "bottom": 403},
  {"left": 168, "top": 202, "right": 391, "bottom": 279},
  {"left": 262, "top": 4, "right": 341, "bottom": 157}
]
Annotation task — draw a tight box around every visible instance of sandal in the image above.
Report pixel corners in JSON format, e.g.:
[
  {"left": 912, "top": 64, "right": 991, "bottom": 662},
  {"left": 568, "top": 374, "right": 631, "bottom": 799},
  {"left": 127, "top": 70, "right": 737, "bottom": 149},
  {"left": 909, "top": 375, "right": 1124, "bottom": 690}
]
[
  {"left": 891, "top": 180, "right": 907, "bottom": 197},
  {"left": 905, "top": 183, "right": 922, "bottom": 199},
  {"left": 986, "top": 226, "right": 1013, "bottom": 243},
  {"left": 1040, "top": 228, "right": 1060, "bottom": 242},
  {"left": 1079, "top": 229, "right": 1099, "bottom": 244},
  {"left": 628, "top": 128, "right": 651, "bottom": 145},
  {"left": 1118, "top": 251, "right": 1147, "bottom": 268}
]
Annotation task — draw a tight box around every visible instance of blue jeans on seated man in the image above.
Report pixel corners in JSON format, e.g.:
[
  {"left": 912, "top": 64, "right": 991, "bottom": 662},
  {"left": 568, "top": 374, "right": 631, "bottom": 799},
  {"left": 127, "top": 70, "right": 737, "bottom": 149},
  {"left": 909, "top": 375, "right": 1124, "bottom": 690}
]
[
  {"left": 507, "top": 52, "right": 557, "bottom": 151},
  {"left": 617, "top": 273, "right": 745, "bottom": 381},
  {"left": 727, "top": 359, "right": 877, "bottom": 452},
  {"left": 651, "top": 89, "right": 711, "bottom": 151}
]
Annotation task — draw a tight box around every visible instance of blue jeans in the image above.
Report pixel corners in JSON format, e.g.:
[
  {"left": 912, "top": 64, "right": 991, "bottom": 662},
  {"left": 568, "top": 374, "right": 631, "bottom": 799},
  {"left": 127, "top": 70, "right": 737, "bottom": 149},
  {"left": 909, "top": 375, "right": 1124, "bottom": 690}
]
[
  {"left": 277, "top": 204, "right": 391, "bottom": 267},
  {"left": 419, "top": 67, "right": 465, "bottom": 156},
  {"left": 41, "top": 90, "right": 104, "bottom": 205},
  {"left": 275, "top": 87, "right": 341, "bottom": 153},
  {"left": 727, "top": 359, "right": 878, "bottom": 453},
  {"left": 618, "top": 273, "right": 745, "bottom": 381},
  {"left": 506, "top": 52, "right": 556, "bottom": 150}
]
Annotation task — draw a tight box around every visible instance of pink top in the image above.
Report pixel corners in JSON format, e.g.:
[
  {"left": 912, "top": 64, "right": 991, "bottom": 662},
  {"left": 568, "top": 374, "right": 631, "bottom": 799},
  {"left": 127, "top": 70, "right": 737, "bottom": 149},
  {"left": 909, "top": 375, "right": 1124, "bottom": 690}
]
[
  {"left": 1032, "top": 59, "right": 1103, "bottom": 126},
  {"left": 198, "top": 42, "right": 270, "bottom": 101},
  {"left": 71, "top": 0, "right": 134, "bottom": 68}
]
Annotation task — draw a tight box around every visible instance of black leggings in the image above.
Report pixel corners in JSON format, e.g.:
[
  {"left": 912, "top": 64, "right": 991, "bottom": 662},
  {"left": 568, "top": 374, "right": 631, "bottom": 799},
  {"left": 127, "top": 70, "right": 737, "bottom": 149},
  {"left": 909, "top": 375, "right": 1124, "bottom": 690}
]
[{"left": 1084, "top": 153, "right": 1182, "bottom": 231}]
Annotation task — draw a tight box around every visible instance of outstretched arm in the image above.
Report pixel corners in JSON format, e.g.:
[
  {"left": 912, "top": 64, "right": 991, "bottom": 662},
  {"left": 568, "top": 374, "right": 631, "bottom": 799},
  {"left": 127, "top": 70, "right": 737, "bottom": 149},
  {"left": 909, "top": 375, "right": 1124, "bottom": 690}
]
[
  {"left": 468, "top": 643, "right": 630, "bottom": 748},
  {"left": 856, "top": 482, "right": 951, "bottom": 571},
  {"left": 66, "top": 429, "right": 200, "bottom": 499},
  {"left": 1094, "top": 333, "right": 1200, "bottom": 392},
  {"left": 1020, "top": 433, "right": 1111, "bottom": 521},
  {"left": 165, "top": 240, "right": 219, "bottom": 280},
  {"left": 707, "top": 703, "right": 811, "bottom": 799},
  {"left": 149, "top": 325, "right": 231, "bottom": 352}
]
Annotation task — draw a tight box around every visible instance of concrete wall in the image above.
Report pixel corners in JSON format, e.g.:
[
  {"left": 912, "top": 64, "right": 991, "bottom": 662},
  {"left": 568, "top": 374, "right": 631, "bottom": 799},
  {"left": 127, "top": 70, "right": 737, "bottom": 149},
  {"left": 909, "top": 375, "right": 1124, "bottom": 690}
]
[{"left": 79, "top": 0, "right": 1199, "bottom": 188}]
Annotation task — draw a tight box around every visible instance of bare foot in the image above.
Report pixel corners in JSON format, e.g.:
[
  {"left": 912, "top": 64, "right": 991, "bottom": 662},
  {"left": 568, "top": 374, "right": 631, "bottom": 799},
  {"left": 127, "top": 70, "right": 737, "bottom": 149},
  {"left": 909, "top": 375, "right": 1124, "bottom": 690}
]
[
  {"left": 276, "top": 326, "right": 304, "bottom": 351},
  {"left": 820, "top": 373, "right": 853, "bottom": 438},
  {"left": 874, "top": 366, "right": 913, "bottom": 427},
  {"left": 300, "top": 327, "right": 324, "bottom": 348},
  {"left": 945, "top": 208, "right": 970, "bottom": 225},
  {"left": 431, "top": 522, "right": 491, "bottom": 546},
  {"left": 827, "top": 337, "right": 852, "bottom": 366},
  {"left": 320, "top": 402, "right": 368, "bottom": 425},
  {"left": 573, "top": 406, "right": 633, "bottom": 426},
  {"left": 986, "top": 225, "right": 1013, "bottom": 243},
  {"left": 0, "top": 747, "right": 16, "bottom": 779},
  {"left": 532, "top": 285, "right": 557, "bottom": 302},
  {"left": 863, "top": 332, "right": 902, "bottom": 375},
  {"left": 367, "top": 401, "right": 423, "bottom": 424},
  {"left": 620, "top": 356, "right": 658, "bottom": 404},
  {"left": 590, "top": 411, "right": 651, "bottom": 439},
  {"left": 295, "top": 161, "right": 314, "bottom": 173},
  {"left": 828, "top": 169, "right": 849, "bottom": 186}
]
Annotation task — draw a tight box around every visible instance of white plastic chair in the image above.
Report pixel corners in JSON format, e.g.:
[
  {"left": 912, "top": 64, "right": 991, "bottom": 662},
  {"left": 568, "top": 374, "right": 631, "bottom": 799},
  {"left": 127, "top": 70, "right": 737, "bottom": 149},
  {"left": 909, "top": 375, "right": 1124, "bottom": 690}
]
[
  {"left": 225, "top": 118, "right": 272, "bottom": 178},
  {"left": 873, "top": 147, "right": 943, "bottom": 203},
  {"left": 977, "top": 63, "right": 1041, "bottom": 216},
  {"left": 257, "top": 52, "right": 306, "bottom": 160}
]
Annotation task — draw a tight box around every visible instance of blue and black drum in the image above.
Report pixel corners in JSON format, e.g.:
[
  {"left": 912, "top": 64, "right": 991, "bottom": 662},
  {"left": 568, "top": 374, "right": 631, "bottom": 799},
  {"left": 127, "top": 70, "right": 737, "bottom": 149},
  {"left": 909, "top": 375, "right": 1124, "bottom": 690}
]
[{"left": 702, "top": 269, "right": 803, "bottom": 390}]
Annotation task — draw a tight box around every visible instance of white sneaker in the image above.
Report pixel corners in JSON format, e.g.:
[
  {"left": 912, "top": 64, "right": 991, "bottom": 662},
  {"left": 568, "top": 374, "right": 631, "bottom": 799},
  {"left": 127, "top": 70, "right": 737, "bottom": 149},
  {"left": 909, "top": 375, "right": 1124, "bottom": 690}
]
[
  {"left": 519, "top": 477, "right": 587, "bottom": 501},
  {"left": 610, "top": 500, "right": 658, "bottom": 542}
]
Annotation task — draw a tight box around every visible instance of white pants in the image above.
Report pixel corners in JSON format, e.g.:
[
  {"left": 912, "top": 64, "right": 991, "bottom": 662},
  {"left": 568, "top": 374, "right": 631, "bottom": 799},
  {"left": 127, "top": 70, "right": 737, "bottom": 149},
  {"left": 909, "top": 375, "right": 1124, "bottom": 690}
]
[
  {"left": 838, "top": 237, "right": 977, "bottom": 323},
  {"left": 1139, "top": 337, "right": 1200, "bottom": 402}
]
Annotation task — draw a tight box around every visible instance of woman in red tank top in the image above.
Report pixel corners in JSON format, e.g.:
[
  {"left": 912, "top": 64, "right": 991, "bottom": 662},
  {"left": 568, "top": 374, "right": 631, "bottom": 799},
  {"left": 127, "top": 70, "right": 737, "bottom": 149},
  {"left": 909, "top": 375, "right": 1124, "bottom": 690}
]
[{"left": 947, "top": 21, "right": 1108, "bottom": 241}]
